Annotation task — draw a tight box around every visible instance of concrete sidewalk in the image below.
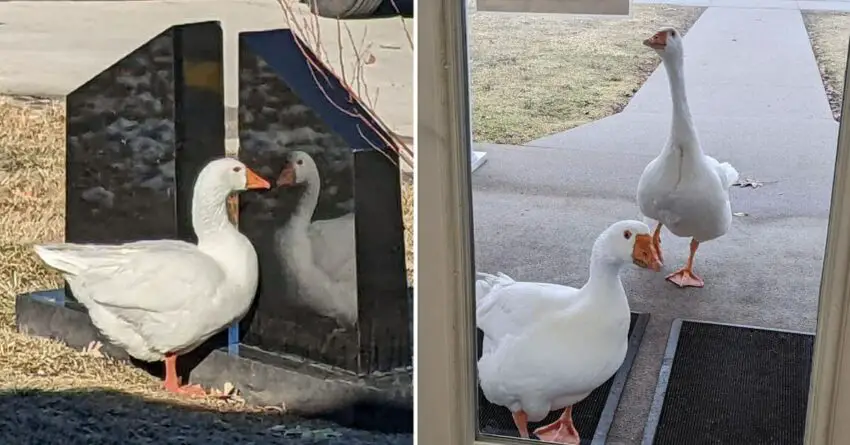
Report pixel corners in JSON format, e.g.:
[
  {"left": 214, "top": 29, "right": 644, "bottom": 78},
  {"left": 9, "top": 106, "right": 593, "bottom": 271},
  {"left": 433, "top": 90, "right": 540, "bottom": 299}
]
[
  {"left": 637, "top": 0, "right": 850, "bottom": 12},
  {"left": 0, "top": 0, "right": 413, "bottom": 137},
  {"left": 624, "top": 7, "right": 832, "bottom": 119},
  {"left": 472, "top": 6, "right": 837, "bottom": 444}
]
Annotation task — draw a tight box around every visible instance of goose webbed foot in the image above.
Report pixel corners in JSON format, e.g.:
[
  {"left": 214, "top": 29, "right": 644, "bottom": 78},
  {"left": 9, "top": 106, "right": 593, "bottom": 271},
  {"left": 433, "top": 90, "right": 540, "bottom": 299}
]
[
  {"left": 533, "top": 406, "right": 581, "bottom": 444},
  {"left": 665, "top": 238, "right": 704, "bottom": 288},
  {"left": 666, "top": 267, "right": 704, "bottom": 288}
]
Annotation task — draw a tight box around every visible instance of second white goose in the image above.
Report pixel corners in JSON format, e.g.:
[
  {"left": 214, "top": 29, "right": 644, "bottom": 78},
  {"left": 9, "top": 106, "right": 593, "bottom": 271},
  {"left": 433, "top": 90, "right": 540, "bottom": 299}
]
[{"left": 636, "top": 27, "right": 739, "bottom": 289}]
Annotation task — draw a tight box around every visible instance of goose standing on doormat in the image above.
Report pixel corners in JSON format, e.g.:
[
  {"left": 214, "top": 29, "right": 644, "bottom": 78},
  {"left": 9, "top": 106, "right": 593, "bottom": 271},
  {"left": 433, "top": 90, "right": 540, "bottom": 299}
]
[
  {"left": 34, "top": 158, "right": 271, "bottom": 396},
  {"left": 636, "top": 27, "right": 739, "bottom": 289},
  {"left": 476, "top": 220, "right": 663, "bottom": 444}
]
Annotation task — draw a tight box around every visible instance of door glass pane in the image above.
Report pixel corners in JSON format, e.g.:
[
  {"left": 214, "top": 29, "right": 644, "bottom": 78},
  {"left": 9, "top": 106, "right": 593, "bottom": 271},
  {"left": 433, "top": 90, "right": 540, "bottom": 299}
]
[{"left": 466, "top": 3, "right": 840, "bottom": 444}]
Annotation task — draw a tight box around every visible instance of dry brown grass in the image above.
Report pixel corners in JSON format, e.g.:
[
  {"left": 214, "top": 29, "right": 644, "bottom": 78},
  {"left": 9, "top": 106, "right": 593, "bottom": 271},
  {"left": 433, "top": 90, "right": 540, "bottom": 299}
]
[
  {"left": 402, "top": 180, "right": 413, "bottom": 285},
  {"left": 0, "top": 98, "right": 65, "bottom": 329},
  {"left": 469, "top": 4, "right": 705, "bottom": 144},
  {"left": 0, "top": 97, "right": 415, "bottom": 406},
  {"left": 803, "top": 12, "right": 850, "bottom": 120}
]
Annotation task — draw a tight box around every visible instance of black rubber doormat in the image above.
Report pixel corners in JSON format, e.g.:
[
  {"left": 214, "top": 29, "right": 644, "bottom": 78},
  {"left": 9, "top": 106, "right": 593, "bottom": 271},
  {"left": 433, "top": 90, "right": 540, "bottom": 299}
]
[
  {"left": 477, "top": 312, "right": 650, "bottom": 445},
  {"left": 642, "top": 319, "right": 814, "bottom": 445}
]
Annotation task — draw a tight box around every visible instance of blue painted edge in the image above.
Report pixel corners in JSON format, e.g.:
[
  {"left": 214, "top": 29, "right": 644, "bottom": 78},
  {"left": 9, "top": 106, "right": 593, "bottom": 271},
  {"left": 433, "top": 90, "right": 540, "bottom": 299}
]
[
  {"left": 240, "top": 29, "right": 398, "bottom": 155},
  {"left": 29, "top": 288, "right": 66, "bottom": 307},
  {"left": 227, "top": 322, "right": 240, "bottom": 356}
]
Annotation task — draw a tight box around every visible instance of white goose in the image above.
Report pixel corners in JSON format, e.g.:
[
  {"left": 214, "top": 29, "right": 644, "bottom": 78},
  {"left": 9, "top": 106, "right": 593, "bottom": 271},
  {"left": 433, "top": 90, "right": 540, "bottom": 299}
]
[
  {"left": 477, "top": 220, "right": 662, "bottom": 444},
  {"left": 636, "top": 27, "right": 739, "bottom": 288},
  {"left": 34, "top": 158, "right": 271, "bottom": 396},
  {"left": 274, "top": 150, "right": 357, "bottom": 327}
]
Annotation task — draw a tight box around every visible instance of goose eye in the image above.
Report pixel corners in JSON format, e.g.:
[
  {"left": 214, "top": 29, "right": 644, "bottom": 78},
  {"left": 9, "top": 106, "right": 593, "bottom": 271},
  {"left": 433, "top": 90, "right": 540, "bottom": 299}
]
[
  {"left": 623, "top": 230, "right": 632, "bottom": 240},
  {"left": 232, "top": 166, "right": 242, "bottom": 173},
  {"left": 296, "top": 159, "right": 304, "bottom": 166},
  {"left": 671, "top": 30, "right": 676, "bottom": 37}
]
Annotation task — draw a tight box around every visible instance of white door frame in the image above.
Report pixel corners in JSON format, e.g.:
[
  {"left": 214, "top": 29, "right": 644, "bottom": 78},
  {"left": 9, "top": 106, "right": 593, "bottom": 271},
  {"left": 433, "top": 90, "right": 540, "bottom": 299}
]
[{"left": 416, "top": 0, "right": 850, "bottom": 442}]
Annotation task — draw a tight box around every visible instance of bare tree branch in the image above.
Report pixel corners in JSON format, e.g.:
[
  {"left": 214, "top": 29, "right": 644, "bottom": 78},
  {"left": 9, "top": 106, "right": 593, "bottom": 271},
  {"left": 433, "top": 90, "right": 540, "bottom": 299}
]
[{"left": 274, "top": 0, "right": 414, "bottom": 169}]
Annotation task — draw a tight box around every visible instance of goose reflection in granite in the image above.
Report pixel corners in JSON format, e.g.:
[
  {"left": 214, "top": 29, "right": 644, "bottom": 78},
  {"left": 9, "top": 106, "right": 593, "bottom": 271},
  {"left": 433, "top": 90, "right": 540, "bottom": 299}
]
[{"left": 273, "top": 150, "right": 358, "bottom": 329}]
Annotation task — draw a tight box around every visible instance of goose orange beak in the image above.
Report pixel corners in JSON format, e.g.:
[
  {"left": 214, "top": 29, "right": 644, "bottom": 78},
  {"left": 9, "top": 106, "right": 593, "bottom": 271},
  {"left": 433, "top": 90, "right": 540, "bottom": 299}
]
[
  {"left": 277, "top": 164, "right": 296, "bottom": 187},
  {"left": 246, "top": 168, "right": 271, "bottom": 190},
  {"left": 633, "top": 234, "right": 663, "bottom": 272},
  {"left": 643, "top": 31, "right": 667, "bottom": 50}
]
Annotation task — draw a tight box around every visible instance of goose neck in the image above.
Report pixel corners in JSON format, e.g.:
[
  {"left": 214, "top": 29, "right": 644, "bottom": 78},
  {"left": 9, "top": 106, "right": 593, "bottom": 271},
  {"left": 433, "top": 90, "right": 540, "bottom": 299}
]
[
  {"left": 291, "top": 178, "right": 321, "bottom": 226},
  {"left": 585, "top": 251, "right": 625, "bottom": 296},
  {"left": 663, "top": 56, "right": 698, "bottom": 146},
  {"left": 192, "top": 186, "right": 237, "bottom": 244}
]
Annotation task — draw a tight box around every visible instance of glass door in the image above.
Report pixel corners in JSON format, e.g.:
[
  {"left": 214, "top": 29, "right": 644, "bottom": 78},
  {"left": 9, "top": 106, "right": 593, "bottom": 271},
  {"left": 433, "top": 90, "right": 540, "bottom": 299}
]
[{"left": 417, "top": 0, "right": 850, "bottom": 443}]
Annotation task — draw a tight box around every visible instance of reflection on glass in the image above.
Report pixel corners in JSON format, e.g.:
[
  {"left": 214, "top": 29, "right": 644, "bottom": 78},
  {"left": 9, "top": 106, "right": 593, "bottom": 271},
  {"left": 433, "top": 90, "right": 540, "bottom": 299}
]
[{"left": 237, "top": 39, "right": 360, "bottom": 371}]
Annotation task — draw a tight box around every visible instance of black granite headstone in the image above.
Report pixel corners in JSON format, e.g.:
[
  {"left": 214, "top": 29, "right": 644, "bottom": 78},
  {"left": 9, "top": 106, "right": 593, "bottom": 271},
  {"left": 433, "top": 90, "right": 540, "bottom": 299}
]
[
  {"left": 15, "top": 22, "right": 411, "bottom": 419},
  {"left": 237, "top": 29, "right": 410, "bottom": 374},
  {"left": 65, "top": 21, "right": 225, "bottom": 246}
]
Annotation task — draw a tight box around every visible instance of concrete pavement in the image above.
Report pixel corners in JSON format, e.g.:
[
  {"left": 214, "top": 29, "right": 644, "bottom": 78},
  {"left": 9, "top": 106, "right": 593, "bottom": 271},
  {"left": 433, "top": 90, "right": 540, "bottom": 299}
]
[
  {"left": 0, "top": 0, "right": 413, "bottom": 138},
  {"left": 472, "top": 6, "right": 838, "bottom": 444},
  {"left": 623, "top": 7, "right": 832, "bottom": 119},
  {"left": 636, "top": 0, "right": 850, "bottom": 12}
]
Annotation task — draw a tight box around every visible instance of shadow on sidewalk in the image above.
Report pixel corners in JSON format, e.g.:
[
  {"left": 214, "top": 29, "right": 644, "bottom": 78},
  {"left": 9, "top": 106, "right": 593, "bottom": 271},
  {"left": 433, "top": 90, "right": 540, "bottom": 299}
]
[{"left": 0, "top": 388, "right": 412, "bottom": 444}]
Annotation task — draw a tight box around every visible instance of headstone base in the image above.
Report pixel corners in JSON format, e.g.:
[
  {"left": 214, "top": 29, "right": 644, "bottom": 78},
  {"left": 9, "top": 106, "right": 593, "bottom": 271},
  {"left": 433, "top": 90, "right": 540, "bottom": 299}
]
[{"left": 14, "top": 289, "right": 412, "bottom": 432}]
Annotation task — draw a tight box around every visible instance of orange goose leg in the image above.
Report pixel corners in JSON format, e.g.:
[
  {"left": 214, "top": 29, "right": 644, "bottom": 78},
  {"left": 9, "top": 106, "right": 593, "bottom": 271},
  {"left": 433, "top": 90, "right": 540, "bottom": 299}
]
[
  {"left": 163, "top": 353, "right": 207, "bottom": 397},
  {"left": 653, "top": 221, "right": 664, "bottom": 264},
  {"left": 512, "top": 411, "right": 530, "bottom": 438}
]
